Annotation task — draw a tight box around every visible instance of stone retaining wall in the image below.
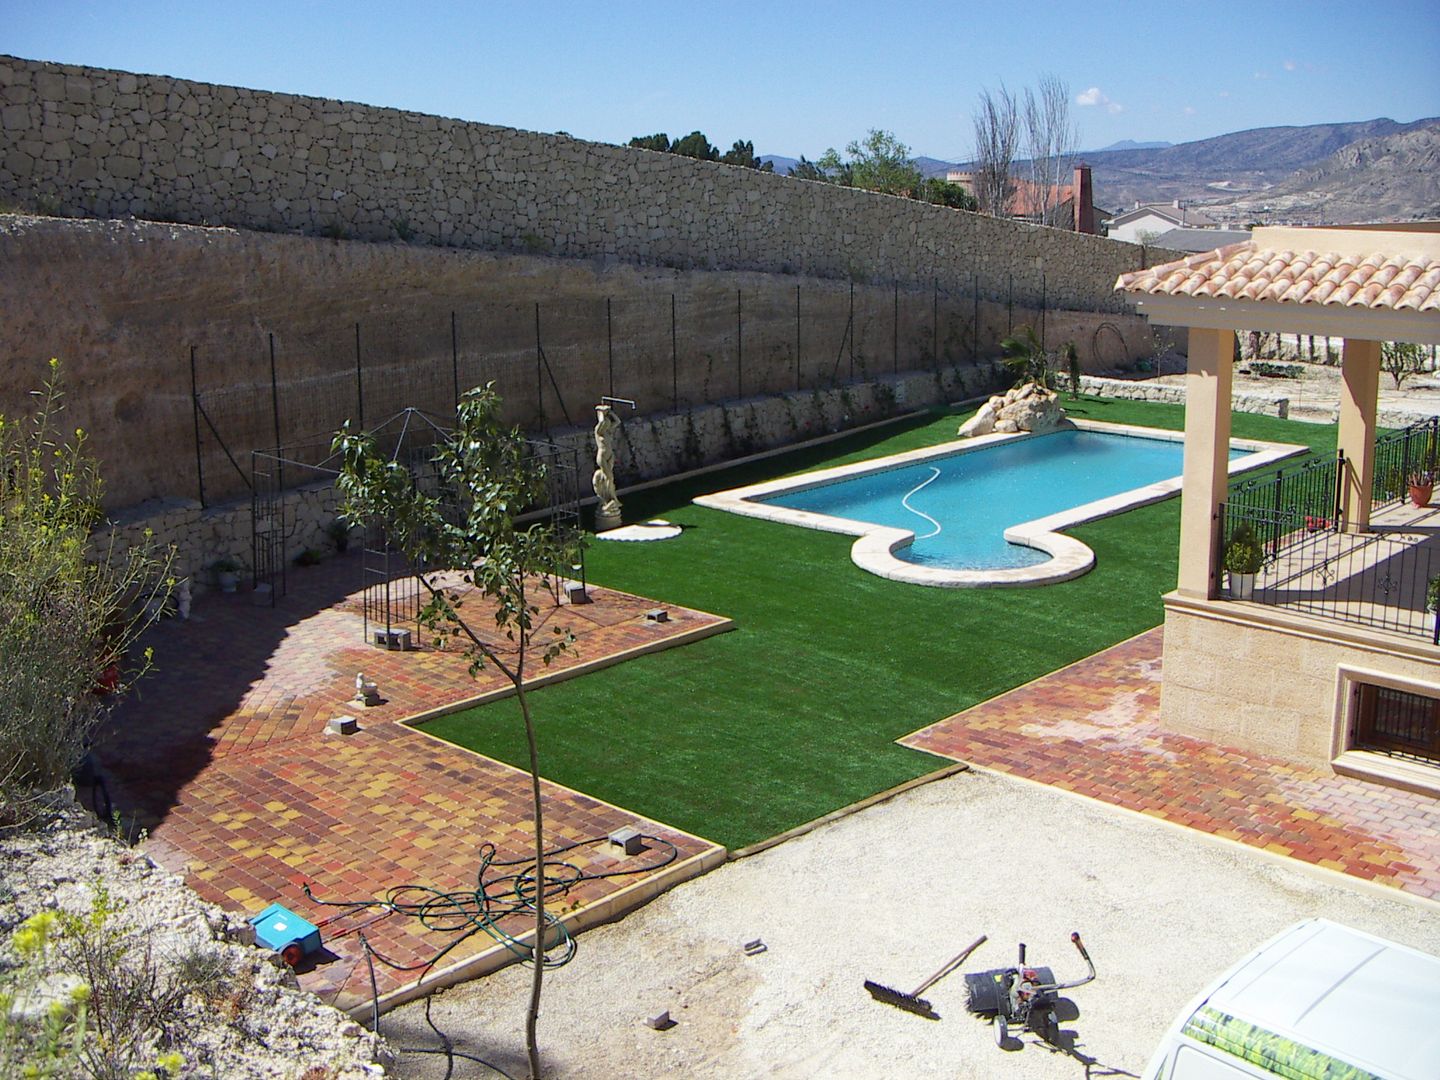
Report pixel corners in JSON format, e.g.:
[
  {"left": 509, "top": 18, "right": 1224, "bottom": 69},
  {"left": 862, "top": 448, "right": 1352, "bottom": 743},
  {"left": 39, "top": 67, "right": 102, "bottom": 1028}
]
[
  {"left": 2, "top": 215, "right": 1158, "bottom": 511},
  {"left": 0, "top": 54, "right": 1178, "bottom": 311},
  {"left": 1077, "top": 374, "right": 1291, "bottom": 418}
]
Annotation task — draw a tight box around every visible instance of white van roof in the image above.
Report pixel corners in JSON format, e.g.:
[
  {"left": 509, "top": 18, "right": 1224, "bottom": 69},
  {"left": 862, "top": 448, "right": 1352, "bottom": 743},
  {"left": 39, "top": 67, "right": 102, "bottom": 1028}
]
[{"left": 1186, "top": 918, "right": 1440, "bottom": 1079}]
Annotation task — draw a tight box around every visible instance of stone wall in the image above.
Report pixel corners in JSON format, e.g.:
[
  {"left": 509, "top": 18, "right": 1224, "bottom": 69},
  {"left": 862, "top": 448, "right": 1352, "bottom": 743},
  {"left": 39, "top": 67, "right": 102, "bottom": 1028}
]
[
  {"left": 0, "top": 215, "right": 1157, "bottom": 510},
  {"left": 1077, "top": 374, "right": 1291, "bottom": 418},
  {"left": 0, "top": 53, "right": 1173, "bottom": 312}
]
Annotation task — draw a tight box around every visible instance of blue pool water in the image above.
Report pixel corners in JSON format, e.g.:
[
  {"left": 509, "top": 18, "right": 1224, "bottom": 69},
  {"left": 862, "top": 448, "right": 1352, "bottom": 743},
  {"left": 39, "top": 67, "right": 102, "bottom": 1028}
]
[{"left": 762, "top": 429, "right": 1239, "bottom": 571}]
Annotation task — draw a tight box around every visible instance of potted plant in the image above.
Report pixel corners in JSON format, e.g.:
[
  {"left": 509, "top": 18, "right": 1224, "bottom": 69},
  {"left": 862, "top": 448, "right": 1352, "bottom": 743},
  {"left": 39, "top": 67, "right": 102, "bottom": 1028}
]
[
  {"left": 211, "top": 556, "right": 243, "bottom": 593},
  {"left": 1223, "top": 524, "right": 1265, "bottom": 600},
  {"left": 1408, "top": 468, "right": 1434, "bottom": 508},
  {"left": 1428, "top": 575, "right": 1440, "bottom": 617}
]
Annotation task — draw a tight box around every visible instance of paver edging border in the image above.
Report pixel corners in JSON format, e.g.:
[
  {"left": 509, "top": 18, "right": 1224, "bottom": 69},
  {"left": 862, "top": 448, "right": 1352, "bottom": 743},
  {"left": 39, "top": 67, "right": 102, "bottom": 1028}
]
[
  {"left": 896, "top": 625, "right": 1165, "bottom": 747},
  {"left": 728, "top": 760, "right": 970, "bottom": 859},
  {"left": 398, "top": 615, "right": 735, "bottom": 730}
]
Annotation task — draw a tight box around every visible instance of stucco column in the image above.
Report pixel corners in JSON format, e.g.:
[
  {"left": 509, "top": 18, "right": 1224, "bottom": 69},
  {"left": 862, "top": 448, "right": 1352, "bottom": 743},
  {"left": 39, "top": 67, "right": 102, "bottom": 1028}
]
[
  {"left": 1337, "top": 338, "right": 1380, "bottom": 532},
  {"left": 1176, "top": 327, "right": 1233, "bottom": 598}
]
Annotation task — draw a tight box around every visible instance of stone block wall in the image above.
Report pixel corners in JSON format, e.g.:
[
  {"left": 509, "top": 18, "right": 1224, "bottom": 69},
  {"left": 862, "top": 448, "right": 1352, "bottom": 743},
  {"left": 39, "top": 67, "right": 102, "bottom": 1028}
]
[
  {"left": 0, "top": 54, "right": 1175, "bottom": 312},
  {"left": 1161, "top": 600, "right": 1440, "bottom": 767},
  {"left": 0, "top": 215, "right": 1156, "bottom": 511},
  {"left": 1076, "top": 375, "right": 1291, "bottom": 417}
]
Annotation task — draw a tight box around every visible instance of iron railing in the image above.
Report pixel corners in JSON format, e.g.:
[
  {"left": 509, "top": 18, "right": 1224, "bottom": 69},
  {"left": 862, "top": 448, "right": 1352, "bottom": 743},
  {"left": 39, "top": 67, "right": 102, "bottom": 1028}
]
[{"left": 1218, "top": 421, "right": 1440, "bottom": 642}]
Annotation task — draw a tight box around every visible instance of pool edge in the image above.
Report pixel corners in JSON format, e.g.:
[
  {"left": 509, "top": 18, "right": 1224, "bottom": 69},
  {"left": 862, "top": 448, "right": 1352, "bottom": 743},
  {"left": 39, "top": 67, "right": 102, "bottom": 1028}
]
[{"left": 692, "top": 420, "right": 1307, "bottom": 588}]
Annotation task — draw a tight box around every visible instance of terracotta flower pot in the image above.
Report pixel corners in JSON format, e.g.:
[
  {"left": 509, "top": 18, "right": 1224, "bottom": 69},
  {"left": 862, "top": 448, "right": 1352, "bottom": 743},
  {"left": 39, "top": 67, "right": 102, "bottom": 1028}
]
[{"left": 1409, "top": 483, "right": 1433, "bottom": 509}]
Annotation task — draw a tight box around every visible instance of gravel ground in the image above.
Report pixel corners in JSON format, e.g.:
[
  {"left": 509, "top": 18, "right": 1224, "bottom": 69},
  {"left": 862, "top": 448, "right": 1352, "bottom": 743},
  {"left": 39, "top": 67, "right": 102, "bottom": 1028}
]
[
  {"left": 0, "top": 797, "right": 389, "bottom": 1079},
  {"left": 384, "top": 769, "right": 1440, "bottom": 1080}
]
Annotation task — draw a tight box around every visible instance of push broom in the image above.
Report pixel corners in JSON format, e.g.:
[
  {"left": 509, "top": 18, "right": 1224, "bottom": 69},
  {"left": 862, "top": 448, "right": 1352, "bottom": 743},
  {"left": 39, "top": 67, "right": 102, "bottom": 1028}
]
[{"left": 864, "top": 934, "right": 987, "bottom": 1020}]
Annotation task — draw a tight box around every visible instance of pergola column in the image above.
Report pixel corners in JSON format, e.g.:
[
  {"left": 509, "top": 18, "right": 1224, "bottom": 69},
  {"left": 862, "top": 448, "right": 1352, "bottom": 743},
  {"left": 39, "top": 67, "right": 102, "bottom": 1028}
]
[
  {"left": 1337, "top": 338, "right": 1380, "bottom": 532},
  {"left": 1177, "top": 327, "right": 1234, "bottom": 599}
]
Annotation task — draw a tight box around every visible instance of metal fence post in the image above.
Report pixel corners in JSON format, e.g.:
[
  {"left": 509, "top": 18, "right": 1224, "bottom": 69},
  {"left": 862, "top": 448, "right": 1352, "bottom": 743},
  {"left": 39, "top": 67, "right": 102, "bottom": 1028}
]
[
  {"left": 737, "top": 288, "right": 743, "bottom": 399},
  {"left": 848, "top": 281, "right": 855, "bottom": 381},
  {"left": 534, "top": 302, "right": 544, "bottom": 427},
  {"left": 189, "top": 345, "right": 205, "bottom": 508},
  {"left": 354, "top": 322, "right": 364, "bottom": 428},
  {"left": 450, "top": 310, "right": 459, "bottom": 413}
]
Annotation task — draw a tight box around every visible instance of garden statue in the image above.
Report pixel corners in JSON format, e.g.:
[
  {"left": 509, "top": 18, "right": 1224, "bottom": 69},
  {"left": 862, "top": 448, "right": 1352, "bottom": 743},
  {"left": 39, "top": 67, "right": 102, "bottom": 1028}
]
[{"left": 593, "top": 403, "right": 623, "bottom": 532}]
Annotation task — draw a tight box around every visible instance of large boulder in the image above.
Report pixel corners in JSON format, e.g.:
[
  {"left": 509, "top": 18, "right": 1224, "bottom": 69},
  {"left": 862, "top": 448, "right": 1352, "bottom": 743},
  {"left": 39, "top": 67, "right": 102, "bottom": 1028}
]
[
  {"left": 956, "top": 400, "right": 997, "bottom": 438},
  {"left": 960, "top": 382, "right": 1067, "bottom": 437}
]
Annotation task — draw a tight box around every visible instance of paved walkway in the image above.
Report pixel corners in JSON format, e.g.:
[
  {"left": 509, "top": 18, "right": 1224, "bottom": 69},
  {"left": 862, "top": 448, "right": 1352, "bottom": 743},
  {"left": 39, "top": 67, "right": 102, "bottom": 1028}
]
[
  {"left": 98, "top": 553, "right": 730, "bottom": 1013},
  {"left": 902, "top": 627, "right": 1440, "bottom": 901}
]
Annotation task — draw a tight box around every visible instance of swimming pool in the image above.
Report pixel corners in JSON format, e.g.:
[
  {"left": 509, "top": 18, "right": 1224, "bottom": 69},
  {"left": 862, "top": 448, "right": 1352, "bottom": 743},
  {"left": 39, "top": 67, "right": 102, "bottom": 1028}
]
[{"left": 694, "top": 421, "right": 1304, "bottom": 588}]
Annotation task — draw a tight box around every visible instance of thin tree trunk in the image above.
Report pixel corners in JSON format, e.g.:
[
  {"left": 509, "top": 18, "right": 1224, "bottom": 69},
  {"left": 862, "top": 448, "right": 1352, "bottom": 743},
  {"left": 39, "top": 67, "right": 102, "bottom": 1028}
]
[{"left": 519, "top": 664, "right": 546, "bottom": 1080}]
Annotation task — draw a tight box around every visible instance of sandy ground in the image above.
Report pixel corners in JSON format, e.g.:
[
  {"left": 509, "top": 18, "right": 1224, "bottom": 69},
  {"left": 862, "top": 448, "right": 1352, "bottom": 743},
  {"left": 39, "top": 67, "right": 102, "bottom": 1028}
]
[{"left": 382, "top": 769, "right": 1440, "bottom": 1079}]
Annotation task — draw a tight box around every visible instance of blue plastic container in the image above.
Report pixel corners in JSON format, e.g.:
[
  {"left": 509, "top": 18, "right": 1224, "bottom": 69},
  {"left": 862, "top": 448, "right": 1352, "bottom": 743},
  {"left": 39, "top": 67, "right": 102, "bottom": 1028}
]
[{"left": 248, "top": 903, "right": 322, "bottom": 964}]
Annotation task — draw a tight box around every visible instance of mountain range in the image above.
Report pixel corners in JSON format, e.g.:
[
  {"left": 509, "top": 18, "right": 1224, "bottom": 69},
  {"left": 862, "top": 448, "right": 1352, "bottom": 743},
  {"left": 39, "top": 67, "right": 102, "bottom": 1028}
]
[{"left": 760, "top": 117, "right": 1440, "bottom": 224}]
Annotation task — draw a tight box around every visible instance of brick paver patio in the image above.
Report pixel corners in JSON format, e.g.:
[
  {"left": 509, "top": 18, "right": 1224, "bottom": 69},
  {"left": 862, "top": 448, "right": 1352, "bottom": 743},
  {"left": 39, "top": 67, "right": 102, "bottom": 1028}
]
[
  {"left": 97, "top": 553, "right": 730, "bottom": 1013},
  {"left": 902, "top": 627, "right": 1440, "bottom": 901}
]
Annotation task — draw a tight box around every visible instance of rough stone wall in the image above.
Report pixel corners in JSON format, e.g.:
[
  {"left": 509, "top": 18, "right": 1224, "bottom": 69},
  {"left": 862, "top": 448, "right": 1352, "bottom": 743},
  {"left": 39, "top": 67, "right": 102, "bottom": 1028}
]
[
  {"left": 0, "top": 54, "right": 1172, "bottom": 311},
  {"left": 0, "top": 215, "right": 1155, "bottom": 511},
  {"left": 1077, "top": 375, "right": 1291, "bottom": 418}
]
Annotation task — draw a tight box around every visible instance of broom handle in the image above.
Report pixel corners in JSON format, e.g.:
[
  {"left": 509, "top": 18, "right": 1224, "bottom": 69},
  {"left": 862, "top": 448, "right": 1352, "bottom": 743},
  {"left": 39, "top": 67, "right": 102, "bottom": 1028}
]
[{"left": 912, "top": 935, "right": 987, "bottom": 997}]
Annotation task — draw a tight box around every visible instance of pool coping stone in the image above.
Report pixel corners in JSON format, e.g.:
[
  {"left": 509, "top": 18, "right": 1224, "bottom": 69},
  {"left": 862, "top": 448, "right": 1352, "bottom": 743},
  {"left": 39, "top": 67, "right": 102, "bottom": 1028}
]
[{"left": 692, "top": 420, "right": 1305, "bottom": 588}]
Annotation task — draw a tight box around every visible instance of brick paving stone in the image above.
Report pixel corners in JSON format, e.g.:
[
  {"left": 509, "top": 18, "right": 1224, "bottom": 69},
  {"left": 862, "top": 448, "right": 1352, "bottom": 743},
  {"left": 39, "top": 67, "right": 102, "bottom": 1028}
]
[
  {"left": 901, "top": 627, "right": 1440, "bottom": 902},
  {"left": 96, "top": 552, "right": 729, "bottom": 1012}
]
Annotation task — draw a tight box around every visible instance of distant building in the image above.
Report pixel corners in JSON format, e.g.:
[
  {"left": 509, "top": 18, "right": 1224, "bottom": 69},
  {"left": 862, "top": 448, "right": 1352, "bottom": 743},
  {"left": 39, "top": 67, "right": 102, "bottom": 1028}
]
[
  {"left": 1151, "top": 227, "right": 1252, "bottom": 252},
  {"left": 944, "top": 164, "right": 1102, "bottom": 234},
  {"left": 1107, "top": 201, "right": 1220, "bottom": 244}
]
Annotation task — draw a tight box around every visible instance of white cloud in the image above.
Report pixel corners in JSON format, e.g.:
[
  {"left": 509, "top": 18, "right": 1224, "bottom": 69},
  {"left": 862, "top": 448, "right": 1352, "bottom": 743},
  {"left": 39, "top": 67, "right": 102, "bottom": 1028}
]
[
  {"left": 1218, "top": 90, "right": 1231, "bottom": 99},
  {"left": 1076, "top": 86, "right": 1123, "bottom": 114},
  {"left": 1184, "top": 106, "right": 1197, "bottom": 116},
  {"left": 1283, "top": 59, "right": 1297, "bottom": 71}
]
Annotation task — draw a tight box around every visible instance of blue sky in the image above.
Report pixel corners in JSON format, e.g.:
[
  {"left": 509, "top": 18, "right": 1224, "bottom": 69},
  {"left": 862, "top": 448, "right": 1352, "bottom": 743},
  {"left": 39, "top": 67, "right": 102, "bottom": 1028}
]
[{"left": 5, "top": 1, "right": 1438, "bottom": 161}]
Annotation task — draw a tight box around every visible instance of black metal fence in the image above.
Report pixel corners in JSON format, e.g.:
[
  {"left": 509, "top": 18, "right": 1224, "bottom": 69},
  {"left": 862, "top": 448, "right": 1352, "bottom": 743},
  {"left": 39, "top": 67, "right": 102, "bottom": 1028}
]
[
  {"left": 187, "top": 271, "right": 1108, "bottom": 507},
  {"left": 1218, "top": 417, "right": 1440, "bottom": 642}
]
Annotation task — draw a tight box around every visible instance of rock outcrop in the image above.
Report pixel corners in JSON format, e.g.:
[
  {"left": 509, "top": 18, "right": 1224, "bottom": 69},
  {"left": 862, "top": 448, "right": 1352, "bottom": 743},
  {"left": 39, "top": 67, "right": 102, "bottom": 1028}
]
[{"left": 958, "top": 382, "right": 1069, "bottom": 438}]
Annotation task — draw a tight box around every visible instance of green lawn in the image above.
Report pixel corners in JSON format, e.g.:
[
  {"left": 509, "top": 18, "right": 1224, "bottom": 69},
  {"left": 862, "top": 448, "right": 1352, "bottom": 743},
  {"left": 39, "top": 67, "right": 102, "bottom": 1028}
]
[{"left": 422, "top": 397, "right": 1333, "bottom": 850}]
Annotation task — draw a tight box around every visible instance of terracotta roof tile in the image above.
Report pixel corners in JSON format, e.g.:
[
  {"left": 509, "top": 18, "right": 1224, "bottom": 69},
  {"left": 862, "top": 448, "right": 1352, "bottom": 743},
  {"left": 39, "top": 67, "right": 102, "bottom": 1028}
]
[{"left": 1117, "top": 242, "right": 1440, "bottom": 314}]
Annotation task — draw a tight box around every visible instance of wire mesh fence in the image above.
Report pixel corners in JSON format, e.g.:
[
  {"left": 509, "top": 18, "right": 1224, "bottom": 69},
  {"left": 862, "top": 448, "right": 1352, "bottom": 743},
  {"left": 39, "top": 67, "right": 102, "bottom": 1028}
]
[{"left": 188, "top": 273, "right": 1068, "bottom": 506}]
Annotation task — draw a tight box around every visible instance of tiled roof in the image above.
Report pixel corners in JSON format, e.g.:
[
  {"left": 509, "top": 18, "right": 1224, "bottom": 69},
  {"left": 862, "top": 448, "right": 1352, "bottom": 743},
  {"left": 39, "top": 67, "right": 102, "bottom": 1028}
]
[{"left": 1116, "top": 243, "right": 1440, "bottom": 312}]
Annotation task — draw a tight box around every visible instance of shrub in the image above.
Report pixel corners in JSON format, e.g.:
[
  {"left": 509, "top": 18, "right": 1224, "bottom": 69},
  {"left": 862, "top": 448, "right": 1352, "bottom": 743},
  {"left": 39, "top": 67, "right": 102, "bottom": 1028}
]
[
  {"left": 0, "top": 362, "right": 171, "bottom": 823},
  {"left": 1245, "top": 361, "right": 1304, "bottom": 380},
  {"left": 1223, "top": 523, "right": 1266, "bottom": 575}
]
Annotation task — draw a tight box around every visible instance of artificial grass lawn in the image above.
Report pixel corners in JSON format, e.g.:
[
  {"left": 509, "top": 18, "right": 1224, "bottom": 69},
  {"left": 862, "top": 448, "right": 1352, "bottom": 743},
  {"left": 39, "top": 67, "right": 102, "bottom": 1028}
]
[{"left": 422, "top": 397, "right": 1335, "bottom": 850}]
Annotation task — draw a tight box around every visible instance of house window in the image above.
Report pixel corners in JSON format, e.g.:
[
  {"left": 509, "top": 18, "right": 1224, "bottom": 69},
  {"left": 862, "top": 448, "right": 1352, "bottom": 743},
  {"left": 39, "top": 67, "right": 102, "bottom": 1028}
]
[{"left": 1352, "top": 683, "right": 1440, "bottom": 764}]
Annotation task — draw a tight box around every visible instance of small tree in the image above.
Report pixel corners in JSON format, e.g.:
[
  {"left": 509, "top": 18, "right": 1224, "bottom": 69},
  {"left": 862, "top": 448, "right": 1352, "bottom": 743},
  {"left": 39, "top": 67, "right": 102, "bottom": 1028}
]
[
  {"left": 332, "top": 384, "right": 581, "bottom": 1080},
  {"left": 1063, "top": 341, "right": 1082, "bottom": 398},
  {"left": 0, "top": 361, "right": 170, "bottom": 825},
  {"left": 1382, "top": 340, "right": 1427, "bottom": 389},
  {"left": 1022, "top": 74, "right": 1078, "bottom": 228},
  {"left": 973, "top": 84, "right": 1020, "bottom": 217},
  {"left": 817, "top": 129, "right": 922, "bottom": 196}
]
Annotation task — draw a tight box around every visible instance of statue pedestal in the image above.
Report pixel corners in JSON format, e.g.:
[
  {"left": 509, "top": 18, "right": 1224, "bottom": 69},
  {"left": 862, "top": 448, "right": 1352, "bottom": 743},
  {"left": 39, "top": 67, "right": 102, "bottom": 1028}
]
[{"left": 595, "top": 509, "right": 623, "bottom": 533}]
